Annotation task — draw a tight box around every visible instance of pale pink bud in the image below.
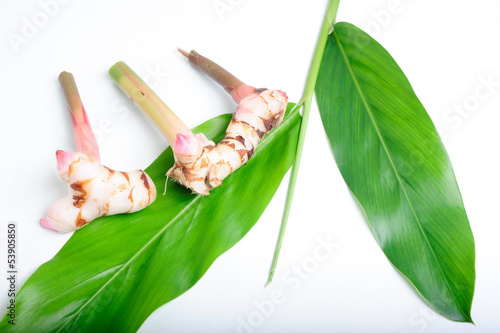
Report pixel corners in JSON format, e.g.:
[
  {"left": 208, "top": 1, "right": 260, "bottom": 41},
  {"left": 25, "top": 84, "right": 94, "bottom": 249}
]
[{"left": 231, "top": 85, "right": 257, "bottom": 104}]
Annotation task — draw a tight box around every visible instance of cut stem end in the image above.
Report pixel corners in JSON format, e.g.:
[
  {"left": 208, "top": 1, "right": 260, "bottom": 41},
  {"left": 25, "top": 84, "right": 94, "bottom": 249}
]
[
  {"left": 178, "top": 48, "right": 246, "bottom": 97},
  {"left": 177, "top": 47, "right": 190, "bottom": 58}
]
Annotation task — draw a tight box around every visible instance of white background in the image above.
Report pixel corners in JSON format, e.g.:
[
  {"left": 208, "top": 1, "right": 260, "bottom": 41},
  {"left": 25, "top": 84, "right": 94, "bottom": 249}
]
[{"left": 0, "top": 0, "right": 499, "bottom": 332}]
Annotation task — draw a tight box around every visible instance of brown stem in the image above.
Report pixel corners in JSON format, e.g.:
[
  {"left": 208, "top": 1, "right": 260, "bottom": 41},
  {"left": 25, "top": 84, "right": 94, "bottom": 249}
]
[{"left": 178, "top": 48, "right": 245, "bottom": 94}]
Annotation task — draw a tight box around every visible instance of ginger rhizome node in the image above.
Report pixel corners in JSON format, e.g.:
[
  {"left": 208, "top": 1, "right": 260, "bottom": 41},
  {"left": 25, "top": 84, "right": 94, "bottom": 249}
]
[
  {"left": 168, "top": 87, "right": 287, "bottom": 194},
  {"left": 41, "top": 72, "right": 156, "bottom": 233},
  {"left": 41, "top": 151, "right": 155, "bottom": 232},
  {"left": 109, "top": 51, "right": 287, "bottom": 195}
]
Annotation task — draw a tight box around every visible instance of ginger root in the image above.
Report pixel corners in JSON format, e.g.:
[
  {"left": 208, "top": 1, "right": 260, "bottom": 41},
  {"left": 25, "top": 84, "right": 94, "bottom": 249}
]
[
  {"left": 168, "top": 86, "right": 287, "bottom": 194},
  {"left": 41, "top": 151, "right": 156, "bottom": 232},
  {"left": 41, "top": 72, "right": 157, "bottom": 233}
]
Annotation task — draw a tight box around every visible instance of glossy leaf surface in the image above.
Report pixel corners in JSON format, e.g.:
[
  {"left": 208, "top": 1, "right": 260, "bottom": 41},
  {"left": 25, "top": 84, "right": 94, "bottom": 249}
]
[
  {"left": 315, "top": 22, "right": 475, "bottom": 322},
  {"left": 1, "top": 106, "right": 300, "bottom": 332}
]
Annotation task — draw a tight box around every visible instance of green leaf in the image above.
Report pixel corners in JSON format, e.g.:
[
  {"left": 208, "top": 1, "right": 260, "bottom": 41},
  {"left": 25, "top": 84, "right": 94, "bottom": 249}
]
[
  {"left": 1, "top": 105, "right": 300, "bottom": 332},
  {"left": 315, "top": 22, "right": 475, "bottom": 322}
]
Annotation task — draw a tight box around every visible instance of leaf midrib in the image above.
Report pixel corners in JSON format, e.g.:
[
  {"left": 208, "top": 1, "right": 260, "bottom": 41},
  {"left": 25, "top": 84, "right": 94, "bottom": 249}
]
[{"left": 331, "top": 26, "right": 469, "bottom": 321}]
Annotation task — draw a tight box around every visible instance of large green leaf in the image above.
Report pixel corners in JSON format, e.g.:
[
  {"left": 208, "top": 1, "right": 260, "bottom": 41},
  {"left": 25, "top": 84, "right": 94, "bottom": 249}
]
[
  {"left": 315, "top": 22, "right": 475, "bottom": 322},
  {"left": 1, "top": 105, "right": 300, "bottom": 332}
]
